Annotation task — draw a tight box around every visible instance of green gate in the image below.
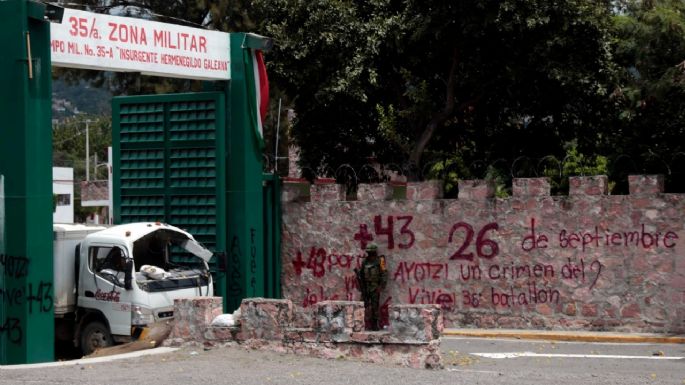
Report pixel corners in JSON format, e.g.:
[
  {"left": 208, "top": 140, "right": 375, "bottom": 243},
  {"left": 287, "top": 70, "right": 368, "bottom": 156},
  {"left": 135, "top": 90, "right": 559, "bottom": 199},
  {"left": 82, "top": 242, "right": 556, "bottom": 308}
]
[
  {"left": 0, "top": 0, "right": 277, "bottom": 363},
  {"left": 112, "top": 93, "right": 226, "bottom": 254},
  {"left": 112, "top": 84, "right": 283, "bottom": 312},
  {"left": 112, "top": 92, "right": 228, "bottom": 297}
]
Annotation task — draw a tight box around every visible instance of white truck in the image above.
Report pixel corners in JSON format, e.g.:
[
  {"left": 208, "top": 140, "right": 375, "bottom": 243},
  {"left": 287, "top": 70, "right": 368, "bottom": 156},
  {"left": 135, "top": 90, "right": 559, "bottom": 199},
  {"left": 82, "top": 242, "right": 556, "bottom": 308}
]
[{"left": 53, "top": 222, "right": 213, "bottom": 355}]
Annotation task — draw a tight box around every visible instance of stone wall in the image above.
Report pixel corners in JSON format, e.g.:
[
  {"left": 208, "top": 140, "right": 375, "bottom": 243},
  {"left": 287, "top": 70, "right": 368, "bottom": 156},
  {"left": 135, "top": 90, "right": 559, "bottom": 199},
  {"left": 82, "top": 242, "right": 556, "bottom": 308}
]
[
  {"left": 165, "top": 297, "right": 443, "bottom": 369},
  {"left": 281, "top": 175, "right": 685, "bottom": 333}
]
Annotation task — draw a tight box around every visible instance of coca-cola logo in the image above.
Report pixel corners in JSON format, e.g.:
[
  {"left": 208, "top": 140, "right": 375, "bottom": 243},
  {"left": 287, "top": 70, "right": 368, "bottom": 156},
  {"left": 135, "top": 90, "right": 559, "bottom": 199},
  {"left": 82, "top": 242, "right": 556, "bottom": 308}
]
[{"left": 95, "top": 289, "right": 120, "bottom": 303}]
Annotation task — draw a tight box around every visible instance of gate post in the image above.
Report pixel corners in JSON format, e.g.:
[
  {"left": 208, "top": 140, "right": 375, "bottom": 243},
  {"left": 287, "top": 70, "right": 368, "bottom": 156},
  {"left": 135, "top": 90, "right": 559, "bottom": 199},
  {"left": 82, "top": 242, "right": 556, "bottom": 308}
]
[
  {"left": 223, "top": 33, "right": 272, "bottom": 311},
  {"left": 0, "top": 0, "right": 54, "bottom": 364}
]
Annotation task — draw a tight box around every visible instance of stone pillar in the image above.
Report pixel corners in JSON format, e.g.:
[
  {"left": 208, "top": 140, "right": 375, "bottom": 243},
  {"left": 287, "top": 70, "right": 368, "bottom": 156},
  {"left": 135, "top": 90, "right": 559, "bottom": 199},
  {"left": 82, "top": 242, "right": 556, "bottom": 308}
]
[
  {"left": 629, "top": 175, "right": 665, "bottom": 195},
  {"left": 167, "top": 297, "right": 223, "bottom": 344},
  {"left": 315, "top": 301, "right": 365, "bottom": 341},
  {"left": 458, "top": 179, "right": 495, "bottom": 200},
  {"left": 287, "top": 144, "right": 302, "bottom": 178},
  {"left": 357, "top": 183, "right": 393, "bottom": 201},
  {"left": 569, "top": 175, "right": 609, "bottom": 195},
  {"left": 310, "top": 178, "right": 346, "bottom": 202},
  {"left": 240, "top": 298, "right": 294, "bottom": 340},
  {"left": 281, "top": 177, "right": 310, "bottom": 202},
  {"left": 407, "top": 180, "right": 444, "bottom": 200},
  {"left": 512, "top": 177, "right": 551, "bottom": 197},
  {"left": 388, "top": 304, "right": 443, "bottom": 342}
]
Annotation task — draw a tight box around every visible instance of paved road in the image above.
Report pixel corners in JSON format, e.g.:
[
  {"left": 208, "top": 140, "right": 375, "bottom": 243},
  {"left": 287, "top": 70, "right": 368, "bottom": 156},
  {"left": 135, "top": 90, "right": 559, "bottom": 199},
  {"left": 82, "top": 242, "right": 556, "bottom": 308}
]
[
  {"left": 1, "top": 337, "right": 683, "bottom": 385},
  {"left": 441, "top": 336, "right": 685, "bottom": 384}
]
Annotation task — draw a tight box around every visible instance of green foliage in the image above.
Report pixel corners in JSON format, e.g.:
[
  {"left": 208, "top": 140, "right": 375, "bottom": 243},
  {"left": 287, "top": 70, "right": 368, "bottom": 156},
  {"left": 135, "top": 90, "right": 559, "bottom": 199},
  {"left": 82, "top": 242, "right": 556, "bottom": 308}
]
[
  {"left": 48, "top": 0, "right": 685, "bottom": 193},
  {"left": 609, "top": 0, "right": 685, "bottom": 190},
  {"left": 247, "top": 0, "right": 618, "bottom": 180},
  {"left": 53, "top": 116, "right": 111, "bottom": 221},
  {"left": 53, "top": 79, "right": 112, "bottom": 118},
  {"left": 543, "top": 141, "right": 611, "bottom": 194},
  {"left": 425, "top": 157, "right": 467, "bottom": 199},
  {"left": 484, "top": 166, "right": 511, "bottom": 198}
]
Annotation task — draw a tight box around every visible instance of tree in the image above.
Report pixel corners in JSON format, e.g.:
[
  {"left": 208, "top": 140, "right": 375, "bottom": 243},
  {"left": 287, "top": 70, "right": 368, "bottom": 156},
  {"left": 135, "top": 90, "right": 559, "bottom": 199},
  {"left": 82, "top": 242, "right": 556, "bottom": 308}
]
[
  {"left": 610, "top": 0, "right": 685, "bottom": 191},
  {"left": 248, "top": 0, "right": 618, "bottom": 181},
  {"left": 53, "top": 116, "right": 112, "bottom": 221}
]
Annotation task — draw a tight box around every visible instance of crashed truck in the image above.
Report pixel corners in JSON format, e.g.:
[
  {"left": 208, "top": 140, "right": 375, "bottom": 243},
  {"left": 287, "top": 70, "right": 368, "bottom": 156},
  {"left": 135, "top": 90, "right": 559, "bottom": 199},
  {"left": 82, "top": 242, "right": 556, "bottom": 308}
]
[{"left": 53, "top": 222, "right": 213, "bottom": 355}]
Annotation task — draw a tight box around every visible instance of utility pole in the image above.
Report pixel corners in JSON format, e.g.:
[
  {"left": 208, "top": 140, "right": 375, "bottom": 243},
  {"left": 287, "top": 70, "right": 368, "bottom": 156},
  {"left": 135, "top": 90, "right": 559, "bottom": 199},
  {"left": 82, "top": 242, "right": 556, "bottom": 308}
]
[{"left": 85, "top": 119, "right": 90, "bottom": 181}]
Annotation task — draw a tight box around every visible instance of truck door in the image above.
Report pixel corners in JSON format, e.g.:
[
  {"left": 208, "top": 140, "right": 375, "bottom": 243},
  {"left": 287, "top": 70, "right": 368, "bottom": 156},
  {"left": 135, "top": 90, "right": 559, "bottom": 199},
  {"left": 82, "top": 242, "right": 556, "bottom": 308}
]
[{"left": 78, "top": 244, "right": 134, "bottom": 336}]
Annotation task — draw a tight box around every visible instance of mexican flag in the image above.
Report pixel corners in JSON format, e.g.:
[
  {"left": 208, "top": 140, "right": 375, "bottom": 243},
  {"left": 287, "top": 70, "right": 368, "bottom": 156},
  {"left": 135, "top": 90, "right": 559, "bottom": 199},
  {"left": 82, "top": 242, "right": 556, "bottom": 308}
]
[{"left": 244, "top": 49, "right": 269, "bottom": 149}]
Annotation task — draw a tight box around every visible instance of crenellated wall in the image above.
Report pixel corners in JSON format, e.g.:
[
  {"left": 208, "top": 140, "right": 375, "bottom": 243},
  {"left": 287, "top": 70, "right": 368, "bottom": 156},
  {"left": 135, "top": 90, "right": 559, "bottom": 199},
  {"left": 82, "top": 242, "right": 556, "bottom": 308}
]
[{"left": 280, "top": 175, "right": 685, "bottom": 333}]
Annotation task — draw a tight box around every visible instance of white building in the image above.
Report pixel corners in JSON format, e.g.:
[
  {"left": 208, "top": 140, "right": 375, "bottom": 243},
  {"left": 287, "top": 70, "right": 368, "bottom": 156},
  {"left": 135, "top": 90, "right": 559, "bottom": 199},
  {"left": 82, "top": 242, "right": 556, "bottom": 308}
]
[{"left": 53, "top": 167, "right": 74, "bottom": 223}]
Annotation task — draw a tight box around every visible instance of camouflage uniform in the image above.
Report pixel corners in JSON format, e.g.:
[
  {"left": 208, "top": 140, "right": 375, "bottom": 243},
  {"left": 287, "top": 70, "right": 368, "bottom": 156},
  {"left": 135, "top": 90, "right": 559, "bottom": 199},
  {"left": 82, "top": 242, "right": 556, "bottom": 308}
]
[{"left": 355, "top": 244, "right": 387, "bottom": 330}]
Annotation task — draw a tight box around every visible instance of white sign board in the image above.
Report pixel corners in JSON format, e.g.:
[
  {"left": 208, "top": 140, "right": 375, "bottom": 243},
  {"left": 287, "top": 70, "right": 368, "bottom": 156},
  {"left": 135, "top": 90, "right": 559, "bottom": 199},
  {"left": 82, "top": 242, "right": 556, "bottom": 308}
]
[{"left": 50, "top": 9, "right": 230, "bottom": 80}]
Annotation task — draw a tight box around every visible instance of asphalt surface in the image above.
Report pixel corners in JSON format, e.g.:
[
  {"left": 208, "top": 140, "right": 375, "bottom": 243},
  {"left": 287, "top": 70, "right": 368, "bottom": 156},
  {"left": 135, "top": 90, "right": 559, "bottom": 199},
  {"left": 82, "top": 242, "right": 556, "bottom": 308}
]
[
  {"left": 1, "top": 336, "right": 684, "bottom": 385},
  {"left": 442, "top": 336, "right": 685, "bottom": 385}
]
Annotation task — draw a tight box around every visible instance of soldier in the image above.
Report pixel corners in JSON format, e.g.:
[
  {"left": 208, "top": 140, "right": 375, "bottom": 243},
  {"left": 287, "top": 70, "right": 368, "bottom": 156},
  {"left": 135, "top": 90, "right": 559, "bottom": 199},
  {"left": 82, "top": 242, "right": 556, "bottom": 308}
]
[{"left": 354, "top": 243, "right": 388, "bottom": 330}]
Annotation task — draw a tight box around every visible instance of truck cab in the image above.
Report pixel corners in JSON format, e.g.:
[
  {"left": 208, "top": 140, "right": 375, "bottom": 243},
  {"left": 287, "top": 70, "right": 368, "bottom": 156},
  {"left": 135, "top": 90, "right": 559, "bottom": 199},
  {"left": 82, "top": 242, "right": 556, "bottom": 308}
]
[{"left": 54, "top": 222, "right": 213, "bottom": 355}]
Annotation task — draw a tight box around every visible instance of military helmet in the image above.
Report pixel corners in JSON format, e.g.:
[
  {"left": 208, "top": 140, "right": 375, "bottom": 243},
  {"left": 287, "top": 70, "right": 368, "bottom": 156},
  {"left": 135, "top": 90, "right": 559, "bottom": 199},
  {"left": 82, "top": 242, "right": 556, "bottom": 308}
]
[{"left": 365, "top": 243, "right": 378, "bottom": 252}]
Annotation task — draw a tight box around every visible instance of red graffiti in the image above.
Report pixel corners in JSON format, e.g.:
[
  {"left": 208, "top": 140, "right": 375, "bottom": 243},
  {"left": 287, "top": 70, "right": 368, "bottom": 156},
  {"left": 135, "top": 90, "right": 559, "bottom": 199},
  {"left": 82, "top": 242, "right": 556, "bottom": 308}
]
[
  {"left": 559, "top": 224, "right": 678, "bottom": 251},
  {"left": 292, "top": 250, "right": 307, "bottom": 276},
  {"left": 521, "top": 218, "right": 549, "bottom": 251},
  {"left": 560, "top": 258, "right": 603, "bottom": 290},
  {"left": 490, "top": 283, "right": 560, "bottom": 307},
  {"left": 408, "top": 287, "right": 455, "bottom": 310},
  {"left": 374, "top": 215, "right": 395, "bottom": 249},
  {"left": 462, "top": 290, "right": 481, "bottom": 308},
  {"left": 392, "top": 261, "right": 449, "bottom": 283},
  {"left": 486, "top": 262, "right": 555, "bottom": 280},
  {"left": 353, "top": 223, "right": 374, "bottom": 251},
  {"left": 455, "top": 258, "right": 602, "bottom": 288},
  {"left": 344, "top": 275, "right": 359, "bottom": 292},
  {"left": 355, "top": 215, "right": 415, "bottom": 250},
  {"left": 448, "top": 222, "right": 499, "bottom": 261},
  {"left": 292, "top": 247, "right": 365, "bottom": 278},
  {"left": 302, "top": 286, "right": 342, "bottom": 307},
  {"left": 458, "top": 264, "right": 482, "bottom": 281},
  {"left": 397, "top": 216, "right": 415, "bottom": 249}
]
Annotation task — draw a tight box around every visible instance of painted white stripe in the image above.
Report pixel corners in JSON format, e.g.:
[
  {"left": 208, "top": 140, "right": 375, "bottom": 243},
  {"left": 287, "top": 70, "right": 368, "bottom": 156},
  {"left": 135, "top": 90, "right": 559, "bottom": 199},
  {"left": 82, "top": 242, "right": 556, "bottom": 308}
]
[
  {"left": 473, "top": 352, "right": 684, "bottom": 360},
  {"left": 0, "top": 347, "right": 179, "bottom": 370},
  {"left": 442, "top": 336, "right": 668, "bottom": 346},
  {"left": 446, "top": 368, "right": 502, "bottom": 374}
]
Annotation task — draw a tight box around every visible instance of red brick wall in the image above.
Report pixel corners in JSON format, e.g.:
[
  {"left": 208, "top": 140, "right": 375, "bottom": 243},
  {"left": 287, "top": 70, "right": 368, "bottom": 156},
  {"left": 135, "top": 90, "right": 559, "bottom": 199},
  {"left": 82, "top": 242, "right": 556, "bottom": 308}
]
[{"left": 281, "top": 175, "right": 685, "bottom": 333}]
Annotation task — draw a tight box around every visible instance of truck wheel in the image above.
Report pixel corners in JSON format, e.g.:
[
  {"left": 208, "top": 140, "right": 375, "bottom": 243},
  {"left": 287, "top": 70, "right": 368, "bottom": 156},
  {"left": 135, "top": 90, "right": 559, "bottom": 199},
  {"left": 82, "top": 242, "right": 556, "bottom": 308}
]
[{"left": 80, "top": 321, "right": 113, "bottom": 356}]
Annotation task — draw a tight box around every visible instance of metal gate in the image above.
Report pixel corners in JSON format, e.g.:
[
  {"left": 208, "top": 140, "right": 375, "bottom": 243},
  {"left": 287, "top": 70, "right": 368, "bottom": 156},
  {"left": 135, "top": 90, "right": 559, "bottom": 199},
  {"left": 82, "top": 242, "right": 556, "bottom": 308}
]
[{"left": 112, "top": 91, "right": 282, "bottom": 310}]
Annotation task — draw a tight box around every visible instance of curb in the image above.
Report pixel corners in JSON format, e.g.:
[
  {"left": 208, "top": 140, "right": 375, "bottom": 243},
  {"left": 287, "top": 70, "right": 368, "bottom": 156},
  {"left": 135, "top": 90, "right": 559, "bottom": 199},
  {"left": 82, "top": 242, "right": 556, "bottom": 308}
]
[
  {"left": 442, "top": 329, "right": 685, "bottom": 344},
  {"left": 0, "top": 347, "right": 179, "bottom": 370}
]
